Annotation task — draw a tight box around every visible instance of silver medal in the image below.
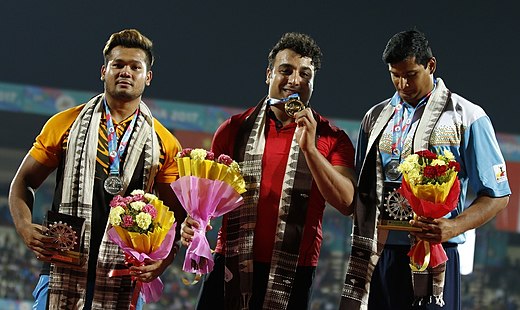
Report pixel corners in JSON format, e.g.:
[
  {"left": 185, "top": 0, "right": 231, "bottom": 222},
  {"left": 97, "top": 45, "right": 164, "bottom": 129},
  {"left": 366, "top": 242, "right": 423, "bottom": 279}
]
[
  {"left": 385, "top": 159, "right": 402, "bottom": 181},
  {"left": 104, "top": 175, "right": 124, "bottom": 195}
]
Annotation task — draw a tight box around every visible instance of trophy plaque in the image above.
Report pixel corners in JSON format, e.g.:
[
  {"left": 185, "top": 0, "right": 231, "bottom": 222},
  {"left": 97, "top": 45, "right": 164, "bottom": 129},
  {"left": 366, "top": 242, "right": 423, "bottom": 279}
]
[
  {"left": 377, "top": 181, "right": 420, "bottom": 231},
  {"left": 45, "top": 210, "right": 86, "bottom": 266}
]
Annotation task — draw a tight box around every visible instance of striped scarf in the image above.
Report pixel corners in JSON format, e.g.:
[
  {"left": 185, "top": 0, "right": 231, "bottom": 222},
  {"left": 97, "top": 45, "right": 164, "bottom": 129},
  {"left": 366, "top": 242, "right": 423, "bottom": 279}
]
[
  {"left": 48, "top": 94, "right": 160, "bottom": 309},
  {"left": 225, "top": 99, "right": 313, "bottom": 309}
]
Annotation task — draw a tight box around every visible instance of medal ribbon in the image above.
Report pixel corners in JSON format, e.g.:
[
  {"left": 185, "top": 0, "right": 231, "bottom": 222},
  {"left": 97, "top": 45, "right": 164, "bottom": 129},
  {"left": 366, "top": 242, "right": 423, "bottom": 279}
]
[
  {"left": 390, "top": 102, "right": 414, "bottom": 159},
  {"left": 104, "top": 99, "right": 139, "bottom": 177},
  {"left": 390, "top": 85, "right": 436, "bottom": 161},
  {"left": 267, "top": 93, "right": 300, "bottom": 105}
]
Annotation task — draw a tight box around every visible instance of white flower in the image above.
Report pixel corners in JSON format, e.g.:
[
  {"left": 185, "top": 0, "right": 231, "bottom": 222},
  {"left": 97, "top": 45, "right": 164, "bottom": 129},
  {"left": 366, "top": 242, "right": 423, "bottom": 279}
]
[
  {"left": 109, "top": 206, "right": 125, "bottom": 226},
  {"left": 131, "top": 189, "right": 145, "bottom": 196},
  {"left": 431, "top": 159, "right": 445, "bottom": 166},
  {"left": 407, "top": 170, "right": 422, "bottom": 185},
  {"left": 130, "top": 201, "right": 146, "bottom": 211},
  {"left": 190, "top": 148, "right": 207, "bottom": 160},
  {"left": 136, "top": 212, "right": 152, "bottom": 230},
  {"left": 144, "top": 193, "right": 158, "bottom": 202},
  {"left": 398, "top": 161, "right": 415, "bottom": 174},
  {"left": 443, "top": 150, "right": 455, "bottom": 161}
]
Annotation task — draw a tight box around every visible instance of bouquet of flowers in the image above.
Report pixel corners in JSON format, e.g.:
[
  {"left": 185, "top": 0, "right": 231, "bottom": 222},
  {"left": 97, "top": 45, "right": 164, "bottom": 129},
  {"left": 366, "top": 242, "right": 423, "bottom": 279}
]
[
  {"left": 397, "top": 149, "right": 461, "bottom": 271},
  {"left": 107, "top": 190, "right": 176, "bottom": 306},
  {"left": 171, "top": 148, "right": 246, "bottom": 276}
]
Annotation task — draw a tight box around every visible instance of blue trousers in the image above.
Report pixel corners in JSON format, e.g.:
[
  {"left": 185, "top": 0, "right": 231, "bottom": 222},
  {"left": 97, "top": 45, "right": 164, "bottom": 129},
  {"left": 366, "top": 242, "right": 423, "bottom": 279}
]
[
  {"left": 32, "top": 275, "right": 144, "bottom": 310},
  {"left": 368, "top": 244, "right": 461, "bottom": 310}
]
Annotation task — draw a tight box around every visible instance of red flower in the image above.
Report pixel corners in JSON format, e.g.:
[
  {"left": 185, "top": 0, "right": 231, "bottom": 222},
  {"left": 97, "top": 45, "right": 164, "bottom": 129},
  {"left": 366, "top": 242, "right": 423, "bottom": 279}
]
[
  {"left": 435, "top": 165, "right": 448, "bottom": 176},
  {"left": 448, "top": 161, "right": 460, "bottom": 172},
  {"left": 423, "top": 166, "right": 438, "bottom": 178},
  {"left": 415, "top": 150, "right": 437, "bottom": 160}
]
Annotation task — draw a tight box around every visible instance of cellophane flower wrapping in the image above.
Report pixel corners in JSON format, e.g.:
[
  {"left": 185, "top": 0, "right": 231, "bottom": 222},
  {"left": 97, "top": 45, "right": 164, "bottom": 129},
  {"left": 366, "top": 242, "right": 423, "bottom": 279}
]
[
  {"left": 107, "top": 190, "right": 176, "bottom": 304},
  {"left": 171, "top": 148, "right": 246, "bottom": 275},
  {"left": 397, "top": 150, "right": 461, "bottom": 269}
]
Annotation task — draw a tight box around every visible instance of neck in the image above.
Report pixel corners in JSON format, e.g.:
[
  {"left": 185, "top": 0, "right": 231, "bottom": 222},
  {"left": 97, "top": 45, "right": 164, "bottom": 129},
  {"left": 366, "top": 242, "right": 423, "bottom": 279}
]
[
  {"left": 105, "top": 96, "right": 140, "bottom": 122},
  {"left": 270, "top": 104, "right": 294, "bottom": 126},
  {"left": 407, "top": 82, "right": 435, "bottom": 108}
]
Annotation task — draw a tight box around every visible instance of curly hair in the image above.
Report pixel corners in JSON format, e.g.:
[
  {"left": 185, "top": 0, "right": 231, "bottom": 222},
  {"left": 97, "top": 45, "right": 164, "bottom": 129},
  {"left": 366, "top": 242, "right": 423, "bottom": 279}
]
[
  {"left": 382, "top": 29, "right": 433, "bottom": 67},
  {"left": 103, "top": 29, "right": 154, "bottom": 70},
  {"left": 268, "top": 32, "right": 323, "bottom": 71}
]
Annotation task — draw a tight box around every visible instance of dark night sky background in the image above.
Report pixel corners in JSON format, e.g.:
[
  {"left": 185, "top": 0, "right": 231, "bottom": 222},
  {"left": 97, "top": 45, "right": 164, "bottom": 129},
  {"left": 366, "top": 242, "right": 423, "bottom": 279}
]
[{"left": 2, "top": 1, "right": 519, "bottom": 134}]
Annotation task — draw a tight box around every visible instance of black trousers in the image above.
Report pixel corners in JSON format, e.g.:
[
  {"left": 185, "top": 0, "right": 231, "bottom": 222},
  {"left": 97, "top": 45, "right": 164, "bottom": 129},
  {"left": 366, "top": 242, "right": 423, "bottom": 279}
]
[{"left": 196, "top": 253, "right": 316, "bottom": 310}]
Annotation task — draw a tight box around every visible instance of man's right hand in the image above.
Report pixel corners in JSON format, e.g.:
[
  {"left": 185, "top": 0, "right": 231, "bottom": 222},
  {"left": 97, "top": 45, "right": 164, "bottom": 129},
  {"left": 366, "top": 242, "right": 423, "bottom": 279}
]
[{"left": 21, "top": 223, "right": 59, "bottom": 261}]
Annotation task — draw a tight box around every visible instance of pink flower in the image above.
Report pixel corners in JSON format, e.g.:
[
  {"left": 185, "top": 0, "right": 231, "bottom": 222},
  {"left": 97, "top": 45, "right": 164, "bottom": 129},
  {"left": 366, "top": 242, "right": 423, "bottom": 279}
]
[
  {"left": 179, "top": 148, "right": 192, "bottom": 157},
  {"left": 122, "top": 215, "right": 134, "bottom": 227},
  {"left": 132, "top": 194, "right": 146, "bottom": 202},
  {"left": 206, "top": 151, "right": 215, "bottom": 160},
  {"left": 217, "top": 154, "right": 233, "bottom": 166},
  {"left": 110, "top": 195, "right": 127, "bottom": 208},
  {"left": 143, "top": 204, "right": 158, "bottom": 219}
]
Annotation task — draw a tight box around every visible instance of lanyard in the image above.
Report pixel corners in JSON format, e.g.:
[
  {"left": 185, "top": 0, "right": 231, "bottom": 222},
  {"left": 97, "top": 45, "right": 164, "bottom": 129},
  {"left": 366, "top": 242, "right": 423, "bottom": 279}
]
[
  {"left": 390, "top": 84, "right": 436, "bottom": 161},
  {"left": 104, "top": 99, "right": 139, "bottom": 176},
  {"left": 390, "top": 102, "right": 414, "bottom": 160}
]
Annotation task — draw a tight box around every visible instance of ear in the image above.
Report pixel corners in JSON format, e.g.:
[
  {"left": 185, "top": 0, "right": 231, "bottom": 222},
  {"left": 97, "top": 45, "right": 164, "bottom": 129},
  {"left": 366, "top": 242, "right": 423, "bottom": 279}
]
[
  {"left": 427, "top": 57, "right": 437, "bottom": 75},
  {"left": 145, "top": 71, "right": 153, "bottom": 86},
  {"left": 100, "top": 65, "right": 106, "bottom": 81},
  {"left": 265, "top": 67, "right": 272, "bottom": 85}
]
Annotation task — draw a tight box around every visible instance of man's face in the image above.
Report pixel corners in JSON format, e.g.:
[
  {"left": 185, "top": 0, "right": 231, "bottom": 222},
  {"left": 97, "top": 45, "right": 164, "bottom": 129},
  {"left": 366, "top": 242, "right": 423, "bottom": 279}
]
[
  {"left": 388, "top": 56, "right": 435, "bottom": 106},
  {"left": 266, "top": 49, "right": 315, "bottom": 105},
  {"left": 101, "top": 46, "right": 152, "bottom": 102}
]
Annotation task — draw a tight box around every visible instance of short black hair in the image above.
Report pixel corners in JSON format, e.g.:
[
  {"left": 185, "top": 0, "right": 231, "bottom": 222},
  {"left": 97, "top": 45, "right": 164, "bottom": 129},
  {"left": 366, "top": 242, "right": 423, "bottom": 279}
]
[
  {"left": 103, "top": 29, "right": 154, "bottom": 70},
  {"left": 382, "top": 29, "right": 433, "bottom": 67},
  {"left": 268, "top": 32, "right": 323, "bottom": 71}
]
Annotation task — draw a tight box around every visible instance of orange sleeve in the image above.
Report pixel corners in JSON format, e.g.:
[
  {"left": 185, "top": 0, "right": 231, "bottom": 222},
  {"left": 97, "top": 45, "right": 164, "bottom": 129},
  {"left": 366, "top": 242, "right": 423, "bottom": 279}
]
[
  {"left": 29, "top": 105, "right": 84, "bottom": 168},
  {"left": 153, "top": 119, "right": 182, "bottom": 184}
]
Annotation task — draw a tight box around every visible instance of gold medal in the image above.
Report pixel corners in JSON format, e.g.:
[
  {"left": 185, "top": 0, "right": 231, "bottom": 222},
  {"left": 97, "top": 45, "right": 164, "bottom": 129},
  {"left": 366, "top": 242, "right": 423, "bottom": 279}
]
[{"left": 284, "top": 96, "right": 306, "bottom": 118}]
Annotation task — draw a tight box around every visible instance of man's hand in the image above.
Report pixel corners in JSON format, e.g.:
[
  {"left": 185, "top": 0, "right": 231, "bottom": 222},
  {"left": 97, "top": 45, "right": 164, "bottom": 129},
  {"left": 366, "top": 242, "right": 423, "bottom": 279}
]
[
  {"left": 180, "top": 215, "right": 212, "bottom": 247},
  {"left": 20, "top": 223, "right": 59, "bottom": 261},
  {"left": 294, "top": 108, "right": 317, "bottom": 152},
  {"left": 410, "top": 216, "right": 459, "bottom": 244},
  {"left": 129, "top": 258, "right": 170, "bottom": 283}
]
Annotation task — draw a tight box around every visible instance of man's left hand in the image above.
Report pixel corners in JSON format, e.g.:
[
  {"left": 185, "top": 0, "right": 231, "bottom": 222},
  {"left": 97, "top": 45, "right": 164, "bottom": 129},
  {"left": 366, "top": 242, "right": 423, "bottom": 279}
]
[
  {"left": 129, "top": 258, "right": 169, "bottom": 283},
  {"left": 294, "top": 108, "right": 316, "bottom": 151}
]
